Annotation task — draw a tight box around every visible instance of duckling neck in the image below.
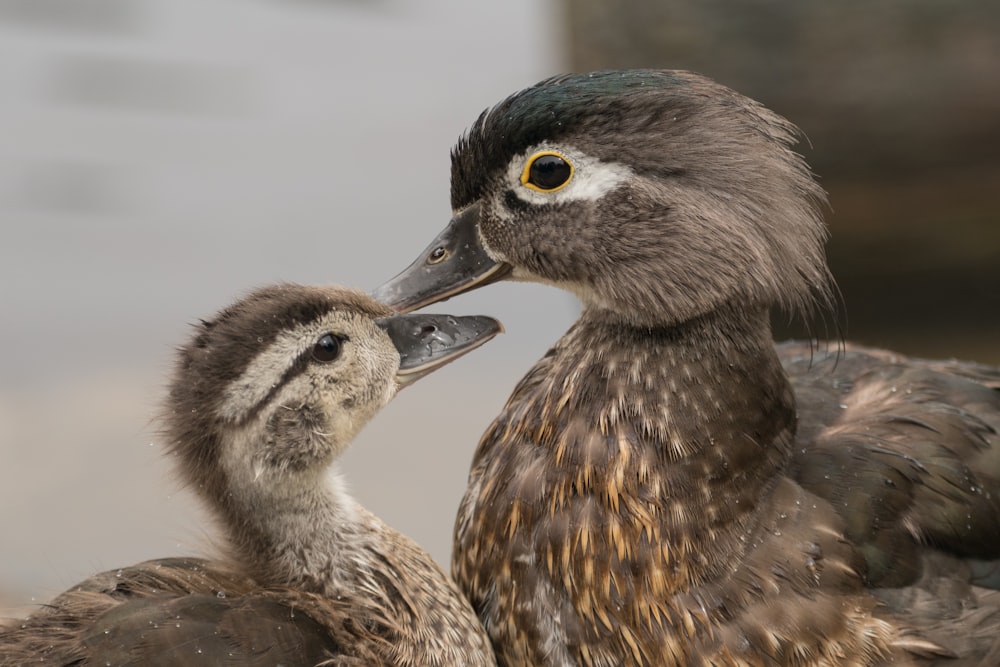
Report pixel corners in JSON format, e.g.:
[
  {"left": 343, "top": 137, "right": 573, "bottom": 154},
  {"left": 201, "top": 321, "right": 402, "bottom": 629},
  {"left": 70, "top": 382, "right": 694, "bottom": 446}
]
[
  {"left": 489, "top": 302, "right": 797, "bottom": 586},
  {"left": 212, "top": 463, "right": 368, "bottom": 595}
]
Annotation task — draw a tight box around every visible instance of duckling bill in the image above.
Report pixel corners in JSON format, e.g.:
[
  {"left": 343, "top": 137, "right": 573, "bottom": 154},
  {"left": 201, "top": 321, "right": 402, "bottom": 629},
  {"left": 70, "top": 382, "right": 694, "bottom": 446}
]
[
  {"left": 1, "top": 284, "right": 499, "bottom": 667},
  {"left": 374, "top": 69, "right": 1000, "bottom": 666},
  {"left": 382, "top": 308, "right": 503, "bottom": 384}
]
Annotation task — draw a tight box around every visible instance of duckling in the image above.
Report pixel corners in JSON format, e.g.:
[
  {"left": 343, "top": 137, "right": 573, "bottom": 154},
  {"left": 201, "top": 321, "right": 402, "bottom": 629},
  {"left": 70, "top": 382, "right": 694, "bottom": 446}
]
[
  {"left": 373, "top": 70, "right": 1000, "bottom": 665},
  {"left": 1, "top": 284, "right": 500, "bottom": 666}
]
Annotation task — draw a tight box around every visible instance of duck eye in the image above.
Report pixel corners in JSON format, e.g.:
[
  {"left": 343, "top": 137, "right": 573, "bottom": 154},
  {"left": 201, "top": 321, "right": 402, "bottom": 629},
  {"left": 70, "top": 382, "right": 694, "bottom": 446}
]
[
  {"left": 312, "top": 333, "right": 343, "bottom": 363},
  {"left": 521, "top": 152, "right": 573, "bottom": 192}
]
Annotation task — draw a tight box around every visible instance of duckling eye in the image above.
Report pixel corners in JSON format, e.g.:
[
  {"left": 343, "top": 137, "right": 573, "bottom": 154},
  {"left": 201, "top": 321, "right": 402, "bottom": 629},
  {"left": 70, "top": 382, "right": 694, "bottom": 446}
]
[
  {"left": 521, "top": 152, "right": 573, "bottom": 192},
  {"left": 312, "top": 333, "right": 344, "bottom": 363}
]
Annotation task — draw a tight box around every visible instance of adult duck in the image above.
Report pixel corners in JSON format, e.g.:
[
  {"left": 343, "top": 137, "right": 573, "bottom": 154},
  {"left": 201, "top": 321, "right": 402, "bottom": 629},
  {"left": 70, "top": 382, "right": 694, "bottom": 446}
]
[
  {"left": 1, "top": 284, "right": 500, "bottom": 666},
  {"left": 374, "top": 70, "right": 1000, "bottom": 666}
]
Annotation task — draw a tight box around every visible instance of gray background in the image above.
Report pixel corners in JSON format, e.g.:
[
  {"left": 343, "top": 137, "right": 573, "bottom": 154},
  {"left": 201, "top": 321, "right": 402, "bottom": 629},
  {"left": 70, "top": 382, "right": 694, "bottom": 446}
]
[
  {"left": 0, "top": 0, "right": 572, "bottom": 611},
  {"left": 2, "top": 0, "right": 998, "bottom": 616}
]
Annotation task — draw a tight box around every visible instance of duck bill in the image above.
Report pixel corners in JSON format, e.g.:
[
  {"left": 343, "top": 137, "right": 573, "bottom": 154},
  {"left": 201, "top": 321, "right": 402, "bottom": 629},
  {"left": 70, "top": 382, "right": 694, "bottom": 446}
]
[
  {"left": 371, "top": 202, "right": 512, "bottom": 313},
  {"left": 376, "top": 312, "right": 503, "bottom": 386}
]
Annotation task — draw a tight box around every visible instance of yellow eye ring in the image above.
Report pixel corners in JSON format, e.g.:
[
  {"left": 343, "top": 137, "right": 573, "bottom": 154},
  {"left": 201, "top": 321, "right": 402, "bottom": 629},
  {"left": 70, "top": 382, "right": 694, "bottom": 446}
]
[{"left": 520, "top": 151, "right": 574, "bottom": 193}]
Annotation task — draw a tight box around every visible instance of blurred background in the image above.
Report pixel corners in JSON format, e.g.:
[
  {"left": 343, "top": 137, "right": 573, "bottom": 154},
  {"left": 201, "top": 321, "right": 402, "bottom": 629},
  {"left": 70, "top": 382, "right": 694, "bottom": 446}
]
[{"left": 1, "top": 0, "right": 997, "bottom": 614}]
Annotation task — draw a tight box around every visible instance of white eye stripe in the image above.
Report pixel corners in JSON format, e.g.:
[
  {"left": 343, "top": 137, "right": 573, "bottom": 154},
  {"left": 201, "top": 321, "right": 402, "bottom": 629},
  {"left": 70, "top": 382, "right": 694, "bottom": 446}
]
[
  {"left": 219, "top": 316, "right": 344, "bottom": 423},
  {"left": 506, "top": 144, "right": 633, "bottom": 206}
]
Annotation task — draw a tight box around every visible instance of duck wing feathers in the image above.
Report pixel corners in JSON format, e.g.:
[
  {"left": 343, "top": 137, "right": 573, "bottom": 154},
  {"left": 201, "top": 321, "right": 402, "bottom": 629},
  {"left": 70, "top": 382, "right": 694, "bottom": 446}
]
[
  {"left": 782, "top": 342, "right": 1000, "bottom": 664},
  {"left": 0, "top": 558, "right": 389, "bottom": 666}
]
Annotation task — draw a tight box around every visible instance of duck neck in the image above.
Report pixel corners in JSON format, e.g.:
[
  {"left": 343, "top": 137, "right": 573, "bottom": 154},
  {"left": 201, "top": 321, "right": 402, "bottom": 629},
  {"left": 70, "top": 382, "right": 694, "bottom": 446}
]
[
  {"left": 520, "top": 301, "right": 797, "bottom": 585},
  {"left": 211, "top": 458, "right": 366, "bottom": 595}
]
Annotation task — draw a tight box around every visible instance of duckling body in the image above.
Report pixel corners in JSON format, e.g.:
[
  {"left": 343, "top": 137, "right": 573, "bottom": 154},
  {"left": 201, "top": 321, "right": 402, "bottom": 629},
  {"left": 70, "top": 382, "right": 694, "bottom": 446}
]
[
  {"left": 1, "top": 284, "right": 500, "bottom": 666},
  {"left": 374, "top": 70, "right": 1000, "bottom": 665}
]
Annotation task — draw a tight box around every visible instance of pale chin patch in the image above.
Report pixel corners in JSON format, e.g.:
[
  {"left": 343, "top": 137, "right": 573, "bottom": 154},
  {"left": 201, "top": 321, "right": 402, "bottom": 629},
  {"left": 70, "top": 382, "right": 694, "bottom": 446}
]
[
  {"left": 505, "top": 144, "right": 633, "bottom": 207},
  {"left": 510, "top": 265, "right": 607, "bottom": 311},
  {"left": 384, "top": 379, "right": 399, "bottom": 404}
]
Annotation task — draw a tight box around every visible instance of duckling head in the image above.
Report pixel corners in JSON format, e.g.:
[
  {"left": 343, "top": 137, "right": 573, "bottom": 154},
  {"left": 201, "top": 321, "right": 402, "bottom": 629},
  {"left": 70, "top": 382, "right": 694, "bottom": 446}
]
[
  {"left": 375, "top": 69, "right": 836, "bottom": 328},
  {"left": 163, "top": 284, "right": 501, "bottom": 504}
]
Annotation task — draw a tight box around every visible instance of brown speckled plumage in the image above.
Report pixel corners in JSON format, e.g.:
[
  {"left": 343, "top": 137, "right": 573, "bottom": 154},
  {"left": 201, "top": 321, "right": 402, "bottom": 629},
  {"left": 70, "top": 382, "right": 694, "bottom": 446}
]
[
  {"left": 374, "top": 70, "right": 1000, "bottom": 665},
  {"left": 1, "top": 285, "right": 498, "bottom": 667}
]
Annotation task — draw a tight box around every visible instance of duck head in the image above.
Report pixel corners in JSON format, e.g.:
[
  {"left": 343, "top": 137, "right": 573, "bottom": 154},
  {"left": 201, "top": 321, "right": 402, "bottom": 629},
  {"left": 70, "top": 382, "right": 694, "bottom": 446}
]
[
  {"left": 374, "top": 69, "right": 835, "bottom": 328},
  {"left": 164, "top": 284, "right": 501, "bottom": 498}
]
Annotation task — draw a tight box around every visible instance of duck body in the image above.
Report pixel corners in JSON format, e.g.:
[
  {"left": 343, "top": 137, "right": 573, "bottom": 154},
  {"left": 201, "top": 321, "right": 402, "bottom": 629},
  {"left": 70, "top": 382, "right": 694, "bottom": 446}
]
[
  {"left": 456, "top": 307, "right": 887, "bottom": 666},
  {"left": 373, "top": 70, "right": 1000, "bottom": 665},
  {"left": 5, "top": 510, "right": 491, "bottom": 666},
  {"left": 1, "top": 284, "right": 500, "bottom": 666},
  {"left": 455, "top": 315, "right": 1000, "bottom": 666}
]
